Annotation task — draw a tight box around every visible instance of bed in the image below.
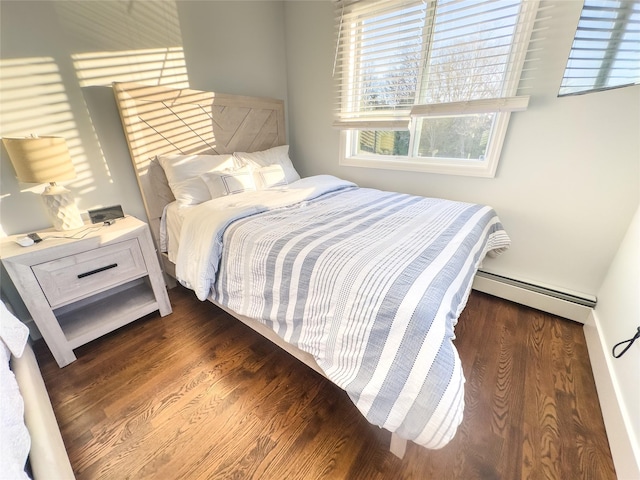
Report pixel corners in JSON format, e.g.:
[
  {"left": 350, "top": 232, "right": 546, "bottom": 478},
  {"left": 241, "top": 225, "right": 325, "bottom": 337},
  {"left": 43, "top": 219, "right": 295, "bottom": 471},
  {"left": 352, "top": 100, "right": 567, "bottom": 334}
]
[
  {"left": 113, "top": 81, "right": 511, "bottom": 458},
  {"left": 1, "top": 300, "right": 75, "bottom": 479}
]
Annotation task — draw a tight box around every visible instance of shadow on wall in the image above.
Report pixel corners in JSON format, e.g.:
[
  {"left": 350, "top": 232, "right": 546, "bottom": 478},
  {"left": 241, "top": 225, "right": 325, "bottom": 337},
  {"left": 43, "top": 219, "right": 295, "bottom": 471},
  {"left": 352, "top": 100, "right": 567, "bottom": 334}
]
[
  {"left": 0, "top": 0, "right": 189, "bottom": 323},
  {"left": 79, "top": 85, "right": 143, "bottom": 209},
  {"left": 0, "top": 0, "right": 188, "bottom": 236}
]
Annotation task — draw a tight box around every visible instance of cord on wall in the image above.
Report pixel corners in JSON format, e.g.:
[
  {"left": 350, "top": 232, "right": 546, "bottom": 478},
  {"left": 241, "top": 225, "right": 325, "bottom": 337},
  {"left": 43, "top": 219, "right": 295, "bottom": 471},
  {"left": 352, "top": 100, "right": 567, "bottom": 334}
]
[{"left": 612, "top": 326, "right": 640, "bottom": 358}]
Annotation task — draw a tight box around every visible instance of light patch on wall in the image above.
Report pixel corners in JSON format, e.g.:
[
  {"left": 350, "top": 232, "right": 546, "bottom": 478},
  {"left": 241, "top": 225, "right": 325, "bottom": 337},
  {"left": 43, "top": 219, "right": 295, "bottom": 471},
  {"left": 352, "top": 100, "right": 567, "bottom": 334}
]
[
  {"left": 62, "top": 0, "right": 189, "bottom": 198},
  {"left": 1, "top": 58, "right": 73, "bottom": 135},
  {"left": 56, "top": 0, "right": 187, "bottom": 89},
  {"left": 59, "top": 0, "right": 188, "bottom": 195},
  {"left": 0, "top": 57, "right": 90, "bottom": 194},
  {"left": 72, "top": 47, "right": 188, "bottom": 89},
  {"left": 53, "top": 0, "right": 183, "bottom": 52},
  {"left": 0, "top": 0, "right": 190, "bottom": 236}
]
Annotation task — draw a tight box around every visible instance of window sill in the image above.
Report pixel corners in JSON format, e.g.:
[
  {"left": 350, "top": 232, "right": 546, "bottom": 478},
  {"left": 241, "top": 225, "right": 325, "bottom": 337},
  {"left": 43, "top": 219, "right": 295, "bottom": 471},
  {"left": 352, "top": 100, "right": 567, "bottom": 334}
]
[{"left": 340, "top": 154, "right": 498, "bottom": 178}]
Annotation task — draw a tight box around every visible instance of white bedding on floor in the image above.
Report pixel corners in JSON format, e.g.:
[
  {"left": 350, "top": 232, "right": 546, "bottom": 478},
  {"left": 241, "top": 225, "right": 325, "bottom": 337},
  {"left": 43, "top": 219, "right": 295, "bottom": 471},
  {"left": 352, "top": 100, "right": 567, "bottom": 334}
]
[{"left": 1, "top": 300, "right": 31, "bottom": 479}]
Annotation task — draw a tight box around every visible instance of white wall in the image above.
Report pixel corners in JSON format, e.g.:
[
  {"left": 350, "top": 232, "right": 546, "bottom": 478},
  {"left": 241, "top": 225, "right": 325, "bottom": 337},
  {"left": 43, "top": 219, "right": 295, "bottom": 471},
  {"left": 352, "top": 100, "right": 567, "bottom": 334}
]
[
  {"left": 0, "top": 0, "right": 288, "bottom": 238},
  {"left": 0, "top": 0, "right": 147, "bottom": 235},
  {"left": 586, "top": 204, "right": 640, "bottom": 479},
  {"left": 0, "top": 0, "right": 288, "bottom": 313},
  {"left": 283, "top": 0, "right": 640, "bottom": 298},
  {"left": 177, "top": 1, "right": 287, "bottom": 101}
]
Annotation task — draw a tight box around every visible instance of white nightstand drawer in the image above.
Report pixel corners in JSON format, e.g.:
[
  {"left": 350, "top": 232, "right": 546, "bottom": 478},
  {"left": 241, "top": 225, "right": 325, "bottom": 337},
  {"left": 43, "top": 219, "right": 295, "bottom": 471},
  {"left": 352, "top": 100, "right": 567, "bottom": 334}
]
[{"left": 32, "top": 238, "right": 147, "bottom": 308}]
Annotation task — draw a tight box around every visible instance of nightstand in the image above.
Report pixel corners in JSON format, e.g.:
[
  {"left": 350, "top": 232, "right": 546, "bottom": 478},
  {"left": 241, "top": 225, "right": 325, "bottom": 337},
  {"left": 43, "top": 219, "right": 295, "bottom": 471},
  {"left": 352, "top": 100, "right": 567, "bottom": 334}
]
[{"left": 0, "top": 216, "right": 172, "bottom": 367}]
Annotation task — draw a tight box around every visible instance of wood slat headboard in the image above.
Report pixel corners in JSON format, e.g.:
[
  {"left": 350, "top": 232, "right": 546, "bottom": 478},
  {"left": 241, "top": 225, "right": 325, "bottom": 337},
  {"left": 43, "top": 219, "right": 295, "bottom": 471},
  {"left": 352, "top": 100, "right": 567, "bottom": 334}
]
[{"left": 112, "top": 81, "right": 286, "bottom": 262}]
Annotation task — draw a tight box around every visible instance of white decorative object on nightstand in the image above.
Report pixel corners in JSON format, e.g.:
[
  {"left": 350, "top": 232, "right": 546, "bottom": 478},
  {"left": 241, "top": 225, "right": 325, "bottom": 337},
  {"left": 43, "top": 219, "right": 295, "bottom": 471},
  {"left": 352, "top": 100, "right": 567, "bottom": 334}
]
[
  {"left": 2, "top": 136, "right": 84, "bottom": 231},
  {"left": 0, "top": 216, "right": 172, "bottom": 367}
]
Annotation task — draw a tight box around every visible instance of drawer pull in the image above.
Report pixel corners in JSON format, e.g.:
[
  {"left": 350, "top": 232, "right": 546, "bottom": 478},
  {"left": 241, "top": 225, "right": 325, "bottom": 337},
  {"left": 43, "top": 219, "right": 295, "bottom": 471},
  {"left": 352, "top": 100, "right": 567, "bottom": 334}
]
[{"left": 77, "top": 263, "right": 118, "bottom": 279}]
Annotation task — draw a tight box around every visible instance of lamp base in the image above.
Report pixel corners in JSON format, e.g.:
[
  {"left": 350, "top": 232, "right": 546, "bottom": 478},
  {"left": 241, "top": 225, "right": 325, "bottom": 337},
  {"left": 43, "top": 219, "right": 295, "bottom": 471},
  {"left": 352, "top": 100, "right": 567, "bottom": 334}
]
[{"left": 41, "top": 184, "right": 84, "bottom": 231}]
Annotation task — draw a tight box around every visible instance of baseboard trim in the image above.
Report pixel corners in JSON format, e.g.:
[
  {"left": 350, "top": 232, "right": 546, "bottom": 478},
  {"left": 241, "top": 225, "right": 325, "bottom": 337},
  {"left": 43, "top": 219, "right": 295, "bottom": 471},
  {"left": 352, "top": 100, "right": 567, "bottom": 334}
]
[
  {"left": 472, "top": 271, "right": 594, "bottom": 323},
  {"left": 584, "top": 311, "right": 640, "bottom": 480}
]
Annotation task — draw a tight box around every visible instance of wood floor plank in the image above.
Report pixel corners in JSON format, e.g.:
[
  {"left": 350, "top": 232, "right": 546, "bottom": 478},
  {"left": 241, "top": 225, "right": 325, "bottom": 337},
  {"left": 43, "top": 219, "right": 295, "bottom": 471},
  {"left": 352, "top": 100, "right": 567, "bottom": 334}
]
[{"left": 34, "top": 286, "right": 617, "bottom": 479}]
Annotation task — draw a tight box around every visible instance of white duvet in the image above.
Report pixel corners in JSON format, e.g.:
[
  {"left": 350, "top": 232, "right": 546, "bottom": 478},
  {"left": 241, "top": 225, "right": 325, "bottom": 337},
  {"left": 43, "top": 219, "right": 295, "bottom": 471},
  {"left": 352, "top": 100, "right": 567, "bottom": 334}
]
[{"left": 176, "top": 175, "right": 357, "bottom": 300}]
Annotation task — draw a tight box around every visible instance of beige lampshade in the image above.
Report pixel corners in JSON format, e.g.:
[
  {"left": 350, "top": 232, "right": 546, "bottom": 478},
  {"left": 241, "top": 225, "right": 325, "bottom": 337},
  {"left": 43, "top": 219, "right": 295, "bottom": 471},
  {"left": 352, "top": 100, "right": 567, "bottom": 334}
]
[{"left": 2, "top": 136, "right": 76, "bottom": 183}]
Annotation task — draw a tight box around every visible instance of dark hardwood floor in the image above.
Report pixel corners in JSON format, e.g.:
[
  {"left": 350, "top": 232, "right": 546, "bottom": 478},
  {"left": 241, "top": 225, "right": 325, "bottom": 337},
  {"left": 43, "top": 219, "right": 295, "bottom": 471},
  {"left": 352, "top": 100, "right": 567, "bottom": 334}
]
[{"left": 34, "top": 286, "right": 616, "bottom": 479}]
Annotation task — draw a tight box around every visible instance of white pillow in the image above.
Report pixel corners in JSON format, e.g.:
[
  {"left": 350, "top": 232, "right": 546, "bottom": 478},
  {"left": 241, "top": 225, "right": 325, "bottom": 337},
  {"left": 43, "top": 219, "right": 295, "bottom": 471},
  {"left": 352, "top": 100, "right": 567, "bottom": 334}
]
[
  {"left": 158, "top": 154, "right": 240, "bottom": 206},
  {"left": 253, "top": 164, "right": 288, "bottom": 189},
  {"left": 233, "top": 145, "right": 300, "bottom": 185},
  {"left": 167, "top": 177, "right": 211, "bottom": 206},
  {"left": 201, "top": 167, "right": 257, "bottom": 198}
]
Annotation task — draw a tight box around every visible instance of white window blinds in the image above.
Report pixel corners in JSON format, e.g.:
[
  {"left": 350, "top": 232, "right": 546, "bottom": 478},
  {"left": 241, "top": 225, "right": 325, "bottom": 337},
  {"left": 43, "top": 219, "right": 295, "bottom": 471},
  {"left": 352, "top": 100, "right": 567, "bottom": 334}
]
[
  {"left": 559, "top": 0, "right": 640, "bottom": 97},
  {"left": 333, "top": 0, "right": 540, "bottom": 129},
  {"left": 334, "top": 0, "right": 427, "bottom": 129}
]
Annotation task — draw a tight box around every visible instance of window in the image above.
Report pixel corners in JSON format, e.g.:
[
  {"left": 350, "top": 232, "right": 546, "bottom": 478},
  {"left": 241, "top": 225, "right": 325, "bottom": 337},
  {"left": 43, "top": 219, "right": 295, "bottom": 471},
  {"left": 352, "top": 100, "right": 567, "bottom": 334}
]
[
  {"left": 334, "top": 0, "right": 540, "bottom": 177},
  {"left": 559, "top": 0, "right": 640, "bottom": 97}
]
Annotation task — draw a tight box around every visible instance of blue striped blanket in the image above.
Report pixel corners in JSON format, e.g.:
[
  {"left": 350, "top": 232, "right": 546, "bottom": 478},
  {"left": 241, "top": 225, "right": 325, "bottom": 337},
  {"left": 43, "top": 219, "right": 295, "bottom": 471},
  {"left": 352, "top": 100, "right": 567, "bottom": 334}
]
[{"left": 176, "top": 175, "right": 510, "bottom": 448}]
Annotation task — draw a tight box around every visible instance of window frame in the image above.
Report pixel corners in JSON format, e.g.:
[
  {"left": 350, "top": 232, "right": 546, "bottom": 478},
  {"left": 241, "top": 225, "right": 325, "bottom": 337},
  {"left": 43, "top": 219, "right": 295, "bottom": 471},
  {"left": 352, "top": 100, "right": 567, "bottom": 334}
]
[
  {"left": 336, "top": 0, "right": 540, "bottom": 178},
  {"left": 340, "top": 111, "right": 511, "bottom": 177}
]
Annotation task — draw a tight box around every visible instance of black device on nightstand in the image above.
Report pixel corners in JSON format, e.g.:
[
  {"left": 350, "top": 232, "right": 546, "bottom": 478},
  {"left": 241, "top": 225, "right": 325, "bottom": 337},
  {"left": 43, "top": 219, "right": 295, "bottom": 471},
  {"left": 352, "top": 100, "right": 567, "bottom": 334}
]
[
  {"left": 88, "top": 205, "right": 125, "bottom": 224},
  {"left": 27, "top": 233, "right": 43, "bottom": 243}
]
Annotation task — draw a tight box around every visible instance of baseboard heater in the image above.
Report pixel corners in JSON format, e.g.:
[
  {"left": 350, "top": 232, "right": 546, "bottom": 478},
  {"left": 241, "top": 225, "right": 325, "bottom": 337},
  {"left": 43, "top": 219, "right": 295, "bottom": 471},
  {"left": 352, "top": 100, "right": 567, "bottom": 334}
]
[{"left": 473, "top": 270, "right": 597, "bottom": 323}]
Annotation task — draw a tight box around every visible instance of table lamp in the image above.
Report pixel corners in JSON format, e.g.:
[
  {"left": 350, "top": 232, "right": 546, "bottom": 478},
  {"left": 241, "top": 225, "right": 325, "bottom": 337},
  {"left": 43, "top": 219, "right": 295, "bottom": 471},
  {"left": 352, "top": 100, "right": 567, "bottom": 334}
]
[{"left": 2, "top": 136, "right": 84, "bottom": 231}]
